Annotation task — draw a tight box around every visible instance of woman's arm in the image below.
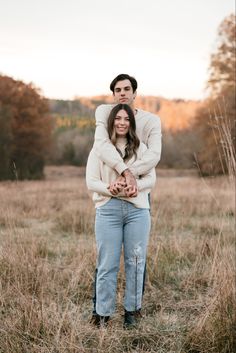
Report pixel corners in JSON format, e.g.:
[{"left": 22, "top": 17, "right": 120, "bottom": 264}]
[{"left": 86, "top": 149, "right": 113, "bottom": 197}]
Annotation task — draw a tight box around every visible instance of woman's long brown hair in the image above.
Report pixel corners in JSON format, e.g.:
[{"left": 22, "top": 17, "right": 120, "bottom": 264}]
[{"left": 107, "top": 104, "right": 140, "bottom": 161}]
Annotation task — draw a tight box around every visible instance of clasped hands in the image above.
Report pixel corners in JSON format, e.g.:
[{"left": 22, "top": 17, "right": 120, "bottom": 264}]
[{"left": 107, "top": 169, "right": 138, "bottom": 198}]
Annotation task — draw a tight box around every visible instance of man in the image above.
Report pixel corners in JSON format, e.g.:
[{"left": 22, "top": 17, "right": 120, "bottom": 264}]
[
  {"left": 94, "top": 74, "right": 161, "bottom": 196},
  {"left": 91, "top": 73, "right": 162, "bottom": 327}
]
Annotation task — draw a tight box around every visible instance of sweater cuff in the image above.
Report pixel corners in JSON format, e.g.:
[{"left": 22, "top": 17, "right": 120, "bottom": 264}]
[
  {"left": 114, "top": 161, "right": 128, "bottom": 175},
  {"left": 128, "top": 166, "right": 138, "bottom": 177}
]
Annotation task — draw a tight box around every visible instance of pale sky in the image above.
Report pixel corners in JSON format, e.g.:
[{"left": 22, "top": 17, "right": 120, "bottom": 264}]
[{"left": 0, "top": 0, "right": 234, "bottom": 100}]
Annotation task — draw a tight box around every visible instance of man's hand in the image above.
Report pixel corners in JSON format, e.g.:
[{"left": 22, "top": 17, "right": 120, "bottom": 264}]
[
  {"left": 122, "top": 169, "right": 138, "bottom": 197},
  {"left": 115, "top": 175, "right": 126, "bottom": 186},
  {"left": 108, "top": 176, "right": 126, "bottom": 195}
]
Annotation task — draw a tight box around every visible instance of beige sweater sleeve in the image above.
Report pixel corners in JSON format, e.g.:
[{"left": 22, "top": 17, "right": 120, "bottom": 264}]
[
  {"left": 137, "top": 168, "right": 156, "bottom": 191},
  {"left": 86, "top": 149, "right": 113, "bottom": 196},
  {"left": 93, "top": 104, "right": 128, "bottom": 175},
  {"left": 129, "top": 116, "right": 162, "bottom": 176},
  {"left": 134, "top": 143, "right": 156, "bottom": 190}
]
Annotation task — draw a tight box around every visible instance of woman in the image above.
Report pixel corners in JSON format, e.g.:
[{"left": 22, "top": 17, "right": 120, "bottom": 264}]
[{"left": 86, "top": 103, "right": 156, "bottom": 328}]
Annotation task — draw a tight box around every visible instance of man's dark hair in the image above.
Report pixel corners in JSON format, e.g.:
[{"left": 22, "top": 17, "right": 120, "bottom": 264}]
[{"left": 110, "top": 74, "right": 138, "bottom": 93}]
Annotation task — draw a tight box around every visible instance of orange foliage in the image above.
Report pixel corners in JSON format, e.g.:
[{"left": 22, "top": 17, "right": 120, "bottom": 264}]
[
  {"left": 74, "top": 95, "right": 201, "bottom": 132},
  {"left": 0, "top": 75, "right": 53, "bottom": 180}
]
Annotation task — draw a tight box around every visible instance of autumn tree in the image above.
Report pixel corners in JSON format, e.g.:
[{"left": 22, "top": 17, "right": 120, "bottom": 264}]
[
  {"left": 0, "top": 75, "right": 52, "bottom": 180},
  {"left": 208, "top": 14, "right": 235, "bottom": 97},
  {"left": 195, "top": 14, "right": 236, "bottom": 175}
]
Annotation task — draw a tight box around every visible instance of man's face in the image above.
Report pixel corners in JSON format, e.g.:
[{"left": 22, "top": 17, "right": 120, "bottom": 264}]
[{"left": 113, "top": 79, "right": 136, "bottom": 106}]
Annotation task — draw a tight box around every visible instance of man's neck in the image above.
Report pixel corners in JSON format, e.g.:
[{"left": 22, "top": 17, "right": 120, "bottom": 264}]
[{"left": 129, "top": 103, "right": 137, "bottom": 115}]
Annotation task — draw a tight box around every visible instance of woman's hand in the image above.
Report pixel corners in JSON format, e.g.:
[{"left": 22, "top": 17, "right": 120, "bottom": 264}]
[
  {"left": 108, "top": 176, "right": 126, "bottom": 195},
  {"left": 122, "top": 169, "right": 138, "bottom": 197}
]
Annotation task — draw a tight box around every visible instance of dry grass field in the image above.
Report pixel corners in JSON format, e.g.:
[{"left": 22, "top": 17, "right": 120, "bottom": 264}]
[{"left": 0, "top": 166, "right": 235, "bottom": 353}]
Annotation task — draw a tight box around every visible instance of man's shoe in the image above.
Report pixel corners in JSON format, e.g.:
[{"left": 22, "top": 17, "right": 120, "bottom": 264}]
[
  {"left": 90, "top": 313, "right": 110, "bottom": 328},
  {"left": 123, "top": 309, "right": 142, "bottom": 329}
]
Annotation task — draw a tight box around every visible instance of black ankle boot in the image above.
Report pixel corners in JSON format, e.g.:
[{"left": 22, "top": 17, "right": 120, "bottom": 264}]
[
  {"left": 123, "top": 309, "right": 142, "bottom": 329},
  {"left": 90, "top": 313, "right": 110, "bottom": 328}
]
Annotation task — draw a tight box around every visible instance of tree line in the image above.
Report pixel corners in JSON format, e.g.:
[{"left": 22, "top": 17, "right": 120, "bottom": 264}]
[{"left": 0, "top": 14, "right": 235, "bottom": 180}]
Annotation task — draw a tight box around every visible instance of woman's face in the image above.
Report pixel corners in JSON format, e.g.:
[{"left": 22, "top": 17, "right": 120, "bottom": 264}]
[{"left": 114, "top": 109, "right": 130, "bottom": 137}]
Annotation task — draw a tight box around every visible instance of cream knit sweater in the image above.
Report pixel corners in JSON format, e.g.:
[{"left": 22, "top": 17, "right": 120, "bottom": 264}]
[
  {"left": 86, "top": 137, "right": 156, "bottom": 209},
  {"left": 93, "top": 104, "right": 162, "bottom": 176}
]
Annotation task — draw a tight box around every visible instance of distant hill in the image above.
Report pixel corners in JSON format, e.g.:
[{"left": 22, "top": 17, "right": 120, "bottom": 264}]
[{"left": 49, "top": 96, "right": 202, "bottom": 131}]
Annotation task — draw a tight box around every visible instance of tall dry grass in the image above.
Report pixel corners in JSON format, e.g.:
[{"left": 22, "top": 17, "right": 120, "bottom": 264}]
[
  {"left": 210, "top": 98, "right": 236, "bottom": 178},
  {"left": 0, "top": 167, "right": 235, "bottom": 353}
]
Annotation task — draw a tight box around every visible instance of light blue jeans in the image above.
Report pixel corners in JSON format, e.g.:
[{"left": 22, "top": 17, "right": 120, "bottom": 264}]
[{"left": 95, "top": 198, "right": 151, "bottom": 316}]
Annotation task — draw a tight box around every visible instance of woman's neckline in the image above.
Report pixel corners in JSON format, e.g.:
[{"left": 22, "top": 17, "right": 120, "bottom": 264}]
[{"left": 116, "top": 136, "right": 127, "bottom": 145}]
